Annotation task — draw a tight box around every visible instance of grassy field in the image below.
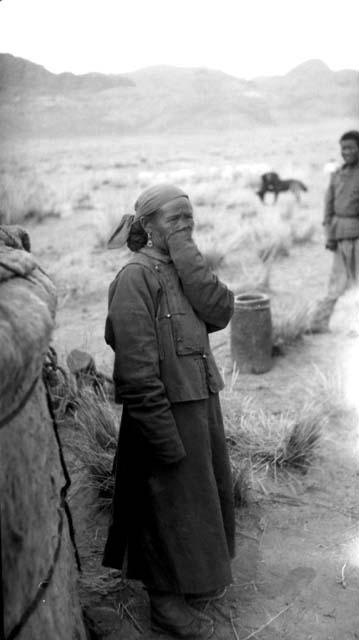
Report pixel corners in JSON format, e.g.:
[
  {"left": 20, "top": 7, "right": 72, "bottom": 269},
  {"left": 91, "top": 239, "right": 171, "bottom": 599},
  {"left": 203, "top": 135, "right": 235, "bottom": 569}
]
[
  {"left": 1, "top": 117, "right": 357, "bottom": 463},
  {"left": 2, "top": 118, "right": 359, "bottom": 638},
  {"left": 1, "top": 118, "right": 356, "bottom": 358},
  {"left": 2, "top": 117, "right": 358, "bottom": 478}
]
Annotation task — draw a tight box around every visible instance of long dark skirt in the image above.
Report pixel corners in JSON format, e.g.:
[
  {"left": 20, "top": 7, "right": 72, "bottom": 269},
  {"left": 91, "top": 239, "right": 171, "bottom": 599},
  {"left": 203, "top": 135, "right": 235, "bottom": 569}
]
[{"left": 103, "top": 393, "right": 235, "bottom": 593}]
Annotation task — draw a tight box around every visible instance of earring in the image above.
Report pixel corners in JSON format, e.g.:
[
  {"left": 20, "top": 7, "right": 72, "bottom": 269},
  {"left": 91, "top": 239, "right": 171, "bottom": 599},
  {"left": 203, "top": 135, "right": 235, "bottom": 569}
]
[{"left": 147, "top": 231, "right": 153, "bottom": 248}]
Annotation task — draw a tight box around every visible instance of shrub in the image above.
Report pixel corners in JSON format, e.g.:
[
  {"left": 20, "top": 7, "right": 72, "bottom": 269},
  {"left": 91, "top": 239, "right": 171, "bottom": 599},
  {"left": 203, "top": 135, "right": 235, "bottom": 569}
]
[
  {"left": 63, "top": 388, "right": 119, "bottom": 512},
  {"left": 257, "top": 238, "right": 291, "bottom": 262},
  {"left": 0, "top": 173, "right": 59, "bottom": 224},
  {"left": 223, "top": 399, "right": 323, "bottom": 484},
  {"left": 92, "top": 206, "right": 122, "bottom": 250},
  {"left": 304, "top": 365, "right": 351, "bottom": 418},
  {"left": 63, "top": 380, "right": 322, "bottom": 515},
  {"left": 228, "top": 260, "right": 273, "bottom": 295},
  {"left": 272, "top": 304, "right": 313, "bottom": 351},
  {"left": 48, "top": 251, "right": 104, "bottom": 304}
]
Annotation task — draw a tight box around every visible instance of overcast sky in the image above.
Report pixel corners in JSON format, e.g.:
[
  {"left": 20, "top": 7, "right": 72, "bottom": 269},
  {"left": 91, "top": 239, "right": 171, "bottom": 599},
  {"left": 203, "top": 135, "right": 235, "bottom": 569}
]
[{"left": 0, "top": 0, "right": 358, "bottom": 78}]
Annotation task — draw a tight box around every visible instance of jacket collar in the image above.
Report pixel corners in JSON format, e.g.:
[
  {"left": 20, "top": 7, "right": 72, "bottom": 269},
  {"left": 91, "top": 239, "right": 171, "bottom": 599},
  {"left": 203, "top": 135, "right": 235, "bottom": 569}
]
[{"left": 139, "top": 247, "right": 172, "bottom": 264}]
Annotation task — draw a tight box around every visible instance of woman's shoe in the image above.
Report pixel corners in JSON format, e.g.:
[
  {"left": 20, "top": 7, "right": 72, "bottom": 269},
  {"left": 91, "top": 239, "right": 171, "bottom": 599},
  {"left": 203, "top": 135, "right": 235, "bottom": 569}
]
[
  {"left": 185, "top": 586, "right": 227, "bottom": 605},
  {"left": 151, "top": 616, "right": 214, "bottom": 639},
  {"left": 150, "top": 592, "right": 214, "bottom": 638}
]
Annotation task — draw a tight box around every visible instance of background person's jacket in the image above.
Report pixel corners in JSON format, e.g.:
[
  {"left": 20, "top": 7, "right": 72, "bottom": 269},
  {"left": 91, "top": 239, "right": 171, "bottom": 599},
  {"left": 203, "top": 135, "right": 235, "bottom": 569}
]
[
  {"left": 323, "top": 162, "right": 359, "bottom": 241},
  {"left": 105, "top": 228, "right": 234, "bottom": 465}
]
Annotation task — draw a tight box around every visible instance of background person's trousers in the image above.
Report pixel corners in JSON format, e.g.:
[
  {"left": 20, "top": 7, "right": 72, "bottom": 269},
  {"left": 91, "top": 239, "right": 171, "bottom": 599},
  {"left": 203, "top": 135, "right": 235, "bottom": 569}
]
[
  {"left": 310, "top": 238, "right": 359, "bottom": 332},
  {"left": 327, "top": 238, "right": 359, "bottom": 300}
]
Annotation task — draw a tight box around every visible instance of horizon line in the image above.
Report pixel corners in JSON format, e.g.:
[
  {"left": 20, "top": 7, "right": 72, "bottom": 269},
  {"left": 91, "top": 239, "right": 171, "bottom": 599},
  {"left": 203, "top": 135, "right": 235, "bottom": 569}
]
[{"left": 1, "top": 51, "right": 358, "bottom": 82}]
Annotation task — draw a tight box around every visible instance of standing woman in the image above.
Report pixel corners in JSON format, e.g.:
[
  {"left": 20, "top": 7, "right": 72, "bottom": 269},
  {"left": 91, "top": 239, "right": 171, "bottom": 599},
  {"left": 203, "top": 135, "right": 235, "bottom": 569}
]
[{"left": 103, "top": 184, "right": 235, "bottom": 639}]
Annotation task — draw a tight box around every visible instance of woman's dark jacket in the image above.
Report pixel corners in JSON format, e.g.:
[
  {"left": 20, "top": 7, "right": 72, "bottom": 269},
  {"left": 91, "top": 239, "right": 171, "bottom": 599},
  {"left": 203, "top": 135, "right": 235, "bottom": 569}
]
[{"left": 103, "top": 229, "right": 235, "bottom": 592}]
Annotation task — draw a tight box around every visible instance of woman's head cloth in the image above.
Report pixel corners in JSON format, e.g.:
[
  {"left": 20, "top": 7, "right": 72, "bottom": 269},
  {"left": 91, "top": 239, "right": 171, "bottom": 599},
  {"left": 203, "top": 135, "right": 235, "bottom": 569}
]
[
  {"left": 134, "top": 184, "right": 188, "bottom": 218},
  {"left": 108, "top": 184, "right": 189, "bottom": 249}
]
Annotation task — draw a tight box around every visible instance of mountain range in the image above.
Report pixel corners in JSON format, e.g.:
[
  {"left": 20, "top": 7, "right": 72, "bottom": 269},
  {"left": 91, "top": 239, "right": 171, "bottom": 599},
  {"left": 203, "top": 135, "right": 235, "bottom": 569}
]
[{"left": 0, "top": 53, "right": 357, "bottom": 137}]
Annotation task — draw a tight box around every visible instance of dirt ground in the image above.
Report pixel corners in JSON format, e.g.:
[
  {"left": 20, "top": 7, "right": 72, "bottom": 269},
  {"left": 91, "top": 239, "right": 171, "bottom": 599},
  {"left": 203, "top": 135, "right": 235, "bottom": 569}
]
[
  {"left": 74, "top": 335, "right": 359, "bottom": 640},
  {"left": 26, "top": 197, "right": 359, "bottom": 640}
]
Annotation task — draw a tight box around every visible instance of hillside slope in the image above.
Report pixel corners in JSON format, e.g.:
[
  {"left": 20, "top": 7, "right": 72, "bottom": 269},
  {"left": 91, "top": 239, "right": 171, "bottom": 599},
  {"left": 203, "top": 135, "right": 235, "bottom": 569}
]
[{"left": 0, "top": 54, "right": 357, "bottom": 136}]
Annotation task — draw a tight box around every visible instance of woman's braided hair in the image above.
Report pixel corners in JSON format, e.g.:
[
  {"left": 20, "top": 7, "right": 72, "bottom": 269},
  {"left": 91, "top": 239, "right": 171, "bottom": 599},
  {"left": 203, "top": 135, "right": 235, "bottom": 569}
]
[
  {"left": 127, "top": 209, "right": 160, "bottom": 252},
  {"left": 127, "top": 219, "right": 148, "bottom": 252}
]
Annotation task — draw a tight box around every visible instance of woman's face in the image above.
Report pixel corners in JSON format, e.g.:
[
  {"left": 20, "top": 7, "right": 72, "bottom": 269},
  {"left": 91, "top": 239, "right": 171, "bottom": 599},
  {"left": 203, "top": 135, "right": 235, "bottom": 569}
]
[{"left": 143, "top": 197, "right": 194, "bottom": 252}]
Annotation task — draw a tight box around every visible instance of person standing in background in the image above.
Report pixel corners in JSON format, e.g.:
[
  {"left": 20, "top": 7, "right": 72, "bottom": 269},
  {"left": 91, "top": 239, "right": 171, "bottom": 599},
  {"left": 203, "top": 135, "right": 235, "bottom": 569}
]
[{"left": 312, "top": 130, "right": 359, "bottom": 331}]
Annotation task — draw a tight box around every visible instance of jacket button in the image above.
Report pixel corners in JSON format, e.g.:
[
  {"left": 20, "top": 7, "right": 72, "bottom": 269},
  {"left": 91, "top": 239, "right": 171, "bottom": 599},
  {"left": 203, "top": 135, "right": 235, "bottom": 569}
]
[
  {"left": 166, "top": 313, "right": 171, "bottom": 318},
  {"left": 155, "top": 265, "right": 159, "bottom": 271},
  {"left": 202, "top": 354, "right": 207, "bottom": 359}
]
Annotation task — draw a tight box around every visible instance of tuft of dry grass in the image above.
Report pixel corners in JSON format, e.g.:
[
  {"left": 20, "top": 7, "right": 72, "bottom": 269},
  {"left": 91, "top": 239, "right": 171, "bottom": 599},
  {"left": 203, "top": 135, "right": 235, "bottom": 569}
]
[
  {"left": 92, "top": 207, "right": 123, "bottom": 250},
  {"left": 223, "top": 211, "right": 293, "bottom": 264},
  {"left": 64, "top": 389, "right": 119, "bottom": 511},
  {"left": 228, "top": 260, "right": 273, "bottom": 295},
  {"left": 252, "top": 220, "right": 292, "bottom": 262},
  {"left": 195, "top": 232, "right": 227, "bottom": 271},
  {"left": 64, "top": 380, "right": 322, "bottom": 516},
  {"left": 224, "top": 400, "right": 323, "bottom": 484},
  {"left": 0, "top": 173, "right": 60, "bottom": 224},
  {"left": 48, "top": 245, "right": 124, "bottom": 305},
  {"left": 89, "top": 188, "right": 137, "bottom": 250},
  {"left": 272, "top": 304, "right": 313, "bottom": 351},
  {"left": 202, "top": 249, "right": 225, "bottom": 272},
  {"left": 232, "top": 459, "right": 252, "bottom": 508},
  {"left": 257, "top": 238, "right": 291, "bottom": 262},
  {"left": 49, "top": 251, "right": 99, "bottom": 302},
  {"left": 304, "top": 365, "right": 350, "bottom": 419}
]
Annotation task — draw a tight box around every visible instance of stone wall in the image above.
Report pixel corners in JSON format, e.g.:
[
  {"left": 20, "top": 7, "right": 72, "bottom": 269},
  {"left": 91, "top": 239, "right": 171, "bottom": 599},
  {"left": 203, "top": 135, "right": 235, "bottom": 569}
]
[{"left": 0, "top": 226, "right": 87, "bottom": 640}]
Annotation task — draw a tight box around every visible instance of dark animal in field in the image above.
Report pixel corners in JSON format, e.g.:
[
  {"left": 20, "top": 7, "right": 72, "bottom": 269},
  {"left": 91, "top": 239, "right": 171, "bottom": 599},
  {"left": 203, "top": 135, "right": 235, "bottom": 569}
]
[{"left": 257, "top": 172, "right": 308, "bottom": 204}]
